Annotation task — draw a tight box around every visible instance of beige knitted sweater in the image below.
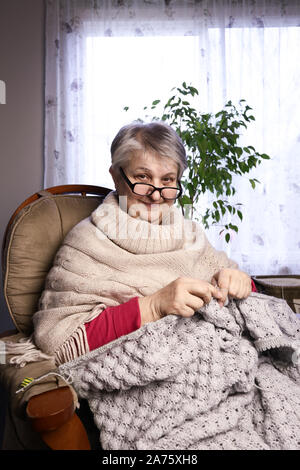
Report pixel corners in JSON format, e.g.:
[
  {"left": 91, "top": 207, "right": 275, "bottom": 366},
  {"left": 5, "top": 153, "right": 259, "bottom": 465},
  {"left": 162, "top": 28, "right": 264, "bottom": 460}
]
[{"left": 32, "top": 190, "right": 238, "bottom": 365}]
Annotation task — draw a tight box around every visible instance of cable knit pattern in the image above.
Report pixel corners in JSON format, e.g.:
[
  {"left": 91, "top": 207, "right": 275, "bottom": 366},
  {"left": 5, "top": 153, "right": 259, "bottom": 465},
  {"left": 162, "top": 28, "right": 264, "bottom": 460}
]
[
  {"left": 58, "top": 293, "right": 300, "bottom": 450},
  {"left": 31, "top": 190, "right": 237, "bottom": 364}
]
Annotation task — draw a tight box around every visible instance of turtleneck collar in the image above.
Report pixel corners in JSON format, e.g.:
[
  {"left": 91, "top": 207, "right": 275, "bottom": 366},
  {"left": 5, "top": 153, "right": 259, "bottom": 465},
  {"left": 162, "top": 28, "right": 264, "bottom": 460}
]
[{"left": 91, "top": 190, "right": 201, "bottom": 255}]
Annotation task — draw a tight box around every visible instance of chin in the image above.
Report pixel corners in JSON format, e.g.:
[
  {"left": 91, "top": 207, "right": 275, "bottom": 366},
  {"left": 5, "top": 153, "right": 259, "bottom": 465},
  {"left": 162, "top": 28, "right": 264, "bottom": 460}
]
[
  {"left": 127, "top": 199, "right": 170, "bottom": 224},
  {"left": 142, "top": 209, "right": 161, "bottom": 224},
  {"left": 135, "top": 205, "right": 162, "bottom": 223}
]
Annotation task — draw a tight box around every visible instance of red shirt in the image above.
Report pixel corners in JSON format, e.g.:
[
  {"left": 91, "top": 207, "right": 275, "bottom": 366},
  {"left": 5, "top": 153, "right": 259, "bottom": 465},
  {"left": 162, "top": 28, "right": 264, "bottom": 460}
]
[
  {"left": 85, "top": 296, "right": 141, "bottom": 351},
  {"left": 85, "top": 279, "right": 257, "bottom": 351}
]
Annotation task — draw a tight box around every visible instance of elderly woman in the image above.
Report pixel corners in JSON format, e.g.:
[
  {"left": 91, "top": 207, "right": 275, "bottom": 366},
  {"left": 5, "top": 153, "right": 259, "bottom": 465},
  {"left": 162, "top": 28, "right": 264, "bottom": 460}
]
[{"left": 31, "top": 121, "right": 254, "bottom": 364}]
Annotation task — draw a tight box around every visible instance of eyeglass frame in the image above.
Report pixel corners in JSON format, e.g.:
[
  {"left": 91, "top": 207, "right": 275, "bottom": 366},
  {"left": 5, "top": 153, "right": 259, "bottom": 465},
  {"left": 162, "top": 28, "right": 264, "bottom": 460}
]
[{"left": 119, "top": 167, "right": 183, "bottom": 200}]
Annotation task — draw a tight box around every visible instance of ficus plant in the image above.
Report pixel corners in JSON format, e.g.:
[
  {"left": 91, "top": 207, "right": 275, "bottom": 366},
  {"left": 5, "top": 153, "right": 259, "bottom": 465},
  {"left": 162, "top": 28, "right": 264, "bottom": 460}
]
[{"left": 124, "top": 82, "right": 271, "bottom": 242}]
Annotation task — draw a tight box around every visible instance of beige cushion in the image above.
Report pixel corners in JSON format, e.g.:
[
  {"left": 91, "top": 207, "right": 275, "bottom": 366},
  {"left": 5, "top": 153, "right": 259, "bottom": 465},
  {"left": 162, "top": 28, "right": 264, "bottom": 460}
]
[{"left": 3, "top": 192, "right": 108, "bottom": 335}]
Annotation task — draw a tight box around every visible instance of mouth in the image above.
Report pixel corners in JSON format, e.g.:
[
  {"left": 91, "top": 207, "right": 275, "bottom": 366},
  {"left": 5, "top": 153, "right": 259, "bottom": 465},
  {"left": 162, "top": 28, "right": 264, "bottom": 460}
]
[
  {"left": 142, "top": 202, "right": 161, "bottom": 208},
  {"left": 140, "top": 200, "right": 160, "bottom": 205}
]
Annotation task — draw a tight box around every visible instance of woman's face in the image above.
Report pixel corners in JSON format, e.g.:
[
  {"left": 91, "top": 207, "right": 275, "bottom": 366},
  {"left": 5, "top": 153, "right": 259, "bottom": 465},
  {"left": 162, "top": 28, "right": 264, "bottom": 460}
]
[{"left": 109, "top": 150, "right": 179, "bottom": 224}]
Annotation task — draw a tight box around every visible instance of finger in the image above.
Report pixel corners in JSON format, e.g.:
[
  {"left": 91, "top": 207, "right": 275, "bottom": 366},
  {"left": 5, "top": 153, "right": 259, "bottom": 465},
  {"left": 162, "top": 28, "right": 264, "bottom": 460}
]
[
  {"left": 188, "top": 289, "right": 212, "bottom": 306},
  {"left": 186, "top": 279, "right": 218, "bottom": 301},
  {"left": 238, "top": 281, "right": 252, "bottom": 299},
  {"left": 184, "top": 278, "right": 227, "bottom": 308},
  {"left": 210, "top": 279, "right": 226, "bottom": 302},
  {"left": 216, "top": 270, "right": 230, "bottom": 294},
  {"left": 230, "top": 276, "right": 251, "bottom": 299},
  {"left": 229, "top": 278, "right": 243, "bottom": 298},
  {"left": 211, "top": 286, "right": 224, "bottom": 300},
  {"left": 214, "top": 276, "right": 229, "bottom": 303},
  {"left": 205, "top": 284, "right": 224, "bottom": 302},
  {"left": 175, "top": 292, "right": 204, "bottom": 316},
  {"left": 181, "top": 302, "right": 204, "bottom": 317},
  {"left": 217, "top": 283, "right": 229, "bottom": 306},
  {"left": 186, "top": 283, "right": 218, "bottom": 308},
  {"left": 237, "top": 279, "right": 249, "bottom": 298},
  {"left": 185, "top": 296, "right": 205, "bottom": 314}
]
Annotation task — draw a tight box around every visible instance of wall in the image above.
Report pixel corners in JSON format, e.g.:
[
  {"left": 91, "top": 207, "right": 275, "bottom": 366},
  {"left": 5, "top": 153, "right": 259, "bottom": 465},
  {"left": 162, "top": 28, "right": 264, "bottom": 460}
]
[{"left": 0, "top": 0, "right": 45, "bottom": 333}]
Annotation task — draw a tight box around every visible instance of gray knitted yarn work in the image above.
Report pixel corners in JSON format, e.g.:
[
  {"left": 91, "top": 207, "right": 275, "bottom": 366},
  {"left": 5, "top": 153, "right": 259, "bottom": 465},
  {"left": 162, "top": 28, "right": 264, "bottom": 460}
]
[{"left": 58, "top": 293, "right": 300, "bottom": 450}]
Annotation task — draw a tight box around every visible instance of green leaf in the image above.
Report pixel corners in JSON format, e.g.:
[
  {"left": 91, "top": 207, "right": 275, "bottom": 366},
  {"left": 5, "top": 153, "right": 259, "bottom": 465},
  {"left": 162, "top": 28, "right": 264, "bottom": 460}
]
[
  {"left": 152, "top": 99, "right": 160, "bottom": 106},
  {"left": 225, "top": 233, "right": 230, "bottom": 243},
  {"left": 229, "top": 224, "right": 238, "bottom": 233},
  {"left": 189, "top": 86, "right": 199, "bottom": 96},
  {"left": 237, "top": 210, "right": 243, "bottom": 221},
  {"left": 261, "top": 153, "right": 270, "bottom": 159},
  {"left": 180, "top": 195, "right": 192, "bottom": 205},
  {"left": 123, "top": 106, "right": 129, "bottom": 111}
]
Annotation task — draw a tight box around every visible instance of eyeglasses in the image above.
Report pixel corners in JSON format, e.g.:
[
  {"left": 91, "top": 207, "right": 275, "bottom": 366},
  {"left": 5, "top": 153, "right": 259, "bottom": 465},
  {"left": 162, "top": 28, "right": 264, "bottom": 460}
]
[{"left": 119, "top": 167, "right": 182, "bottom": 200}]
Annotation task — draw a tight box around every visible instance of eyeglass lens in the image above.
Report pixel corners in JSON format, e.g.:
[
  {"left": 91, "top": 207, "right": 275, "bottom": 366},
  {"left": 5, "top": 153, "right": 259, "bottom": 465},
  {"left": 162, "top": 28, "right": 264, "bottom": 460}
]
[{"left": 133, "top": 184, "right": 180, "bottom": 200}]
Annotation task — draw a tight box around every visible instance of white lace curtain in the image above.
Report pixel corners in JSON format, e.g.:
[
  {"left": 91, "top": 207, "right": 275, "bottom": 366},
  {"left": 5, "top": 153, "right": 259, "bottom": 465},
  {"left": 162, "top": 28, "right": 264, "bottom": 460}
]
[{"left": 44, "top": 0, "right": 300, "bottom": 275}]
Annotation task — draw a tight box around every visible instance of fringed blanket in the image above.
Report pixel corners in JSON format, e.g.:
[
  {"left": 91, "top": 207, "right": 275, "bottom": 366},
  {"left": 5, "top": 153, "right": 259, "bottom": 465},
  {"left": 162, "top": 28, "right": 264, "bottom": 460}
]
[{"left": 57, "top": 293, "right": 300, "bottom": 450}]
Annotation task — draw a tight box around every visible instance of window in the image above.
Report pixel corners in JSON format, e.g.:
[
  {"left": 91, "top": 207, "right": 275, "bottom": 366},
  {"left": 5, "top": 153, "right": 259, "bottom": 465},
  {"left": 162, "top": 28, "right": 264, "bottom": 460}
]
[{"left": 45, "top": 1, "right": 300, "bottom": 273}]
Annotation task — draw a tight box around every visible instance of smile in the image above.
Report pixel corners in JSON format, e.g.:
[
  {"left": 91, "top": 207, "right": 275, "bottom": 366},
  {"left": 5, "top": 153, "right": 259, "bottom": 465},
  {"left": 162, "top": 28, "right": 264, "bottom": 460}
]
[{"left": 142, "top": 202, "right": 161, "bottom": 207}]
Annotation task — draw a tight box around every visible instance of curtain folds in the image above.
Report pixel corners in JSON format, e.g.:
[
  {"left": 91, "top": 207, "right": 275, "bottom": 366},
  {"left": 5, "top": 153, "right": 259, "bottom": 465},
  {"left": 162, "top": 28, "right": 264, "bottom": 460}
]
[{"left": 44, "top": 0, "right": 300, "bottom": 275}]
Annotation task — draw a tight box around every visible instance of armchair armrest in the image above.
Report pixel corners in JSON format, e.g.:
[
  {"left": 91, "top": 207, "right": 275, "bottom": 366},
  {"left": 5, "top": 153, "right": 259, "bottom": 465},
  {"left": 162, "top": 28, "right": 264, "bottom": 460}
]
[
  {"left": 0, "top": 332, "right": 74, "bottom": 418},
  {"left": 26, "top": 387, "right": 91, "bottom": 450},
  {"left": 0, "top": 332, "right": 90, "bottom": 449},
  {"left": 27, "top": 386, "right": 74, "bottom": 432}
]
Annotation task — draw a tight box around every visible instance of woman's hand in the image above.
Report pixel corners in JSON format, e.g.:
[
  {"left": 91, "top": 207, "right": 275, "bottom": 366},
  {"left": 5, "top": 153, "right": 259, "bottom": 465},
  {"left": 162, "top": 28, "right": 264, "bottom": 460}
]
[
  {"left": 138, "top": 276, "right": 223, "bottom": 325},
  {"left": 211, "top": 268, "right": 252, "bottom": 307}
]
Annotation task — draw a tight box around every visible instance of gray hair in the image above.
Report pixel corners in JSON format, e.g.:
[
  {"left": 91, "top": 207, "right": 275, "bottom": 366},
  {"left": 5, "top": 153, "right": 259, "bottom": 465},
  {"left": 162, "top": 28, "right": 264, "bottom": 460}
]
[{"left": 110, "top": 121, "right": 188, "bottom": 179}]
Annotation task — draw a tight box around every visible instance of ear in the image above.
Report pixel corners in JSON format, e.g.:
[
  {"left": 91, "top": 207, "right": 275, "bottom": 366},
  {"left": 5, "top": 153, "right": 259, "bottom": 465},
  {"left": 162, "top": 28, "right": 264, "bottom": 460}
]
[
  {"left": 109, "top": 165, "right": 119, "bottom": 190},
  {"left": 109, "top": 165, "right": 116, "bottom": 181}
]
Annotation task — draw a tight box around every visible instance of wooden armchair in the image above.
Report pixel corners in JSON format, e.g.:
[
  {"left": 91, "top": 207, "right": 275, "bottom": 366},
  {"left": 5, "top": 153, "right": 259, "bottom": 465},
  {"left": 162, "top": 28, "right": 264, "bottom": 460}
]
[{"left": 0, "top": 184, "right": 112, "bottom": 450}]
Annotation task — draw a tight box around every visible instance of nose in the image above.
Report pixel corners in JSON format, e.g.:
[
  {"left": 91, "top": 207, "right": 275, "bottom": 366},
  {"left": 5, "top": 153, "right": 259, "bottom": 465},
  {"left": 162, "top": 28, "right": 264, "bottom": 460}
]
[{"left": 148, "top": 188, "right": 162, "bottom": 202}]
